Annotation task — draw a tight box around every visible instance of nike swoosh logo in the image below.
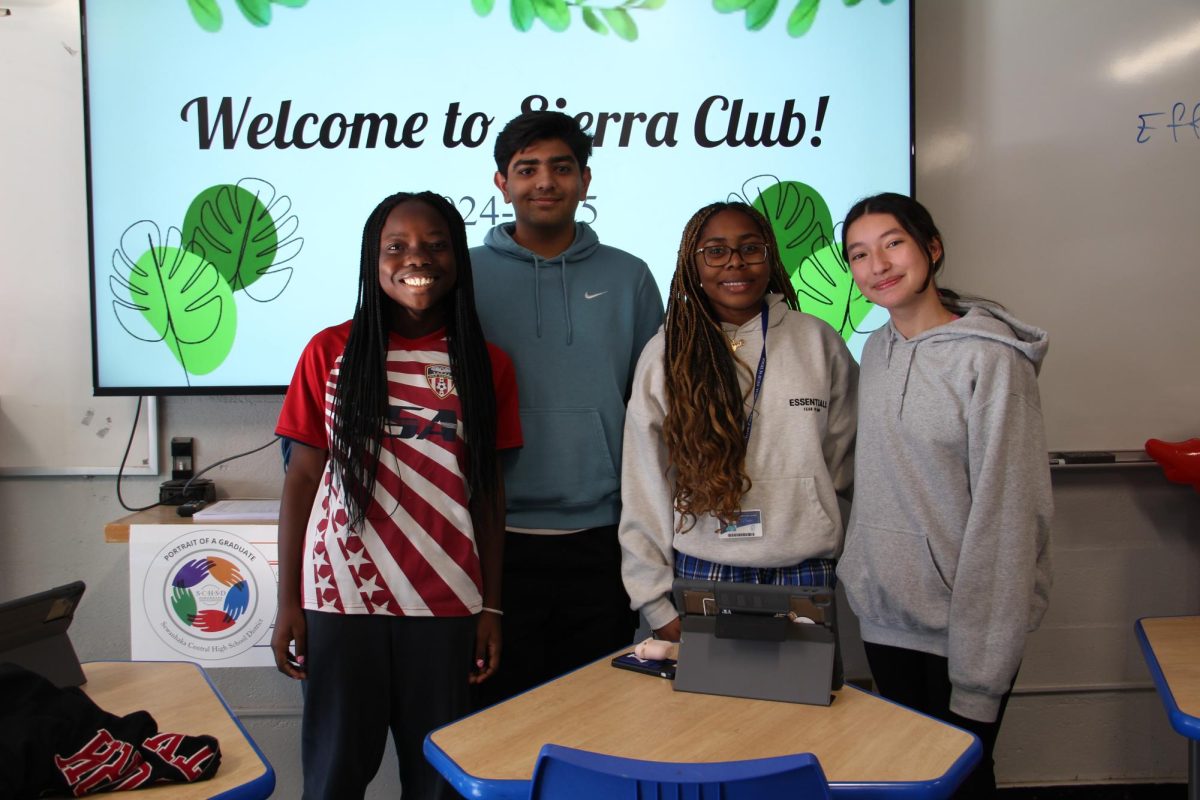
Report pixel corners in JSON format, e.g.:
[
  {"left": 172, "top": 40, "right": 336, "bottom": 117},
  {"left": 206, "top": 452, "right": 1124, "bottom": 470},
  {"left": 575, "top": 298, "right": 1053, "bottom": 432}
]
[{"left": 584, "top": 291, "right": 608, "bottom": 300}]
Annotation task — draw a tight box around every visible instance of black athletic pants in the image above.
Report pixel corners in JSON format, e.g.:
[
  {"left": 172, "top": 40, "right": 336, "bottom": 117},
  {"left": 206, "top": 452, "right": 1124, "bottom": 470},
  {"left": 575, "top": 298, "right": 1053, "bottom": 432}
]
[
  {"left": 473, "top": 525, "right": 638, "bottom": 709},
  {"left": 863, "top": 641, "right": 1017, "bottom": 799},
  {"left": 301, "top": 610, "right": 475, "bottom": 800}
]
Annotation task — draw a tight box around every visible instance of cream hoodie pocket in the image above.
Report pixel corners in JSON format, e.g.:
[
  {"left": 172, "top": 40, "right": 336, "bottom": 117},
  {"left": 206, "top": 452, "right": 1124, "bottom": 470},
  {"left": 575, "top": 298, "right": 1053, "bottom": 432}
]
[
  {"left": 841, "top": 521, "right": 952, "bottom": 633},
  {"left": 793, "top": 475, "right": 838, "bottom": 546}
]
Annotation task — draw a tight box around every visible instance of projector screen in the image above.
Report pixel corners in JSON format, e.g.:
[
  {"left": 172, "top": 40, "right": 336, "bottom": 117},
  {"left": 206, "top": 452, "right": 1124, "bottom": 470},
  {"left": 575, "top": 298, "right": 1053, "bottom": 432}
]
[{"left": 83, "top": 0, "right": 912, "bottom": 395}]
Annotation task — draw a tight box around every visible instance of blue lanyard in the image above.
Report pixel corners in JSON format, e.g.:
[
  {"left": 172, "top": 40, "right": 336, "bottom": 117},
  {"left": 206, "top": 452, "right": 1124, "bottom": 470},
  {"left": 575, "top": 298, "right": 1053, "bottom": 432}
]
[{"left": 741, "top": 301, "right": 769, "bottom": 444}]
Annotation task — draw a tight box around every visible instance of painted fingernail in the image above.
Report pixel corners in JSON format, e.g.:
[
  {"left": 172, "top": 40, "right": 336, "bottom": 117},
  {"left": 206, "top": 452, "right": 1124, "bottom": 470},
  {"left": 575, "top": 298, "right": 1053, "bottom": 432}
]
[{"left": 475, "top": 659, "right": 485, "bottom": 669}]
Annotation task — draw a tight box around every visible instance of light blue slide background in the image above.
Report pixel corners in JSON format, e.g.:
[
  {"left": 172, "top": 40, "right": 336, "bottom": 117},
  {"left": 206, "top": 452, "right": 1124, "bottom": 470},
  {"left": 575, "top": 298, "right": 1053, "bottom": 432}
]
[{"left": 85, "top": 0, "right": 910, "bottom": 389}]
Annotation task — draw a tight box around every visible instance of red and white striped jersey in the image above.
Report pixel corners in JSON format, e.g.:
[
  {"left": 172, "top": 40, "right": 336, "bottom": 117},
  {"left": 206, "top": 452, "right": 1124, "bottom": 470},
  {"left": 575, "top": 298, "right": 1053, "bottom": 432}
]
[{"left": 277, "top": 321, "right": 521, "bottom": 617}]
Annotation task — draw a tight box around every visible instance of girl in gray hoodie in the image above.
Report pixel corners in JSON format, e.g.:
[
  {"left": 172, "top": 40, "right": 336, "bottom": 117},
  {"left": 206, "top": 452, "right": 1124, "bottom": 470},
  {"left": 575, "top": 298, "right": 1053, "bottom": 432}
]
[{"left": 836, "top": 193, "right": 1052, "bottom": 798}]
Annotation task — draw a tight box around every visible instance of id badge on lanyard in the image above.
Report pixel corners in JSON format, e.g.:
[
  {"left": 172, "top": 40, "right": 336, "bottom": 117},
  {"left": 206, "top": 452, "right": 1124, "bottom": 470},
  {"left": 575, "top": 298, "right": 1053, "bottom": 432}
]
[
  {"left": 719, "top": 510, "right": 764, "bottom": 539},
  {"left": 723, "top": 302, "right": 768, "bottom": 541}
]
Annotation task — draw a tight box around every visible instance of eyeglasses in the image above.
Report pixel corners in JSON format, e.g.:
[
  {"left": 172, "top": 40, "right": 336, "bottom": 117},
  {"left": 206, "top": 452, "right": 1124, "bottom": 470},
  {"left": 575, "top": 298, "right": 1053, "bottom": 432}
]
[{"left": 695, "top": 243, "right": 769, "bottom": 268}]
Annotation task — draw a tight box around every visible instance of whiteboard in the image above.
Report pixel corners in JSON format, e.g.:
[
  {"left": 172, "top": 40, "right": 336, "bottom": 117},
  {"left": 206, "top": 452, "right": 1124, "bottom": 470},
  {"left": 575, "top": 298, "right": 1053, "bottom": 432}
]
[
  {"left": 0, "top": 3, "right": 156, "bottom": 476},
  {"left": 914, "top": 0, "right": 1200, "bottom": 451}
]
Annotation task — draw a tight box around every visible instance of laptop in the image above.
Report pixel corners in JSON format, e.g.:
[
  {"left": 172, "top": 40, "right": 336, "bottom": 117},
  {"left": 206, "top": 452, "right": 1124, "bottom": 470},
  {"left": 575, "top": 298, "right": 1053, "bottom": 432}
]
[{"left": 0, "top": 581, "right": 87, "bottom": 688}]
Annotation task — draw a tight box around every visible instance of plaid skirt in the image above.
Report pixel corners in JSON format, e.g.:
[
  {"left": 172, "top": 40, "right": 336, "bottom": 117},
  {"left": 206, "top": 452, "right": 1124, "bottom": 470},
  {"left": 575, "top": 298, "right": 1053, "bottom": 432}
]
[{"left": 673, "top": 552, "right": 836, "bottom": 587}]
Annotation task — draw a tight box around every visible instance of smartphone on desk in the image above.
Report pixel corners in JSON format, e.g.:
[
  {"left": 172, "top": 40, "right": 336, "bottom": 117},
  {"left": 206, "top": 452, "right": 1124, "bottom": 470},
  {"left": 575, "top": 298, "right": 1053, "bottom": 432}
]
[{"left": 611, "top": 652, "right": 677, "bottom": 680}]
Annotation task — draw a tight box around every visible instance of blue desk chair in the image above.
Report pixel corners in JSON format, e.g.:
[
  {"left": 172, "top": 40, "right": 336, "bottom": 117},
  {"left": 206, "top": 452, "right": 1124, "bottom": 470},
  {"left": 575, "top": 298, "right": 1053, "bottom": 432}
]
[{"left": 528, "top": 744, "right": 832, "bottom": 799}]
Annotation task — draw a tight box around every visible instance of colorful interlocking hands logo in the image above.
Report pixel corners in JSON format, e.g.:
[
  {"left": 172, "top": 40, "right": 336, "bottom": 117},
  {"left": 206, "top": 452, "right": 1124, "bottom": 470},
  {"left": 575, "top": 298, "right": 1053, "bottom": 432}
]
[
  {"left": 142, "top": 530, "right": 276, "bottom": 662},
  {"left": 169, "top": 556, "right": 251, "bottom": 633}
]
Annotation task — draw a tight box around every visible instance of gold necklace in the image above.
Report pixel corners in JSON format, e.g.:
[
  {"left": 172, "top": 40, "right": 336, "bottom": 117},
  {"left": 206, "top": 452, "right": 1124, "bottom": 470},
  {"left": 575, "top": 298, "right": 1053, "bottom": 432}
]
[{"left": 728, "top": 335, "right": 745, "bottom": 352}]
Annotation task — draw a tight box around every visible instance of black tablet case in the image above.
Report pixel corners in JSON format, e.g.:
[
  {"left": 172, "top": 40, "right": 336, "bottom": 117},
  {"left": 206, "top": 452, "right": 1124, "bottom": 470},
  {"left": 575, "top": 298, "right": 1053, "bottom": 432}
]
[{"left": 0, "top": 581, "right": 87, "bottom": 688}]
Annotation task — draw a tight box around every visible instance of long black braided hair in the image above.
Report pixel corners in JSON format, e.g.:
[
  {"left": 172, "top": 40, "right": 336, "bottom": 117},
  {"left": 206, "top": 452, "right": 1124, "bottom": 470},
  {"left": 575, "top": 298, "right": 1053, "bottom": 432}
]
[{"left": 331, "top": 191, "right": 499, "bottom": 530}]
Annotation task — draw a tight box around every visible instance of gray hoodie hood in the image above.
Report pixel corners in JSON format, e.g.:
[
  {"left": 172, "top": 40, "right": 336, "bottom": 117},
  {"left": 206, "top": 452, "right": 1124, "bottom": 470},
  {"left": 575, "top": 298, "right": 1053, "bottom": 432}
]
[
  {"left": 882, "top": 302, "right": 1048, "bottom": 417},
  {"left": 481, "top": 222, "right": 601, "bottom": 343}
]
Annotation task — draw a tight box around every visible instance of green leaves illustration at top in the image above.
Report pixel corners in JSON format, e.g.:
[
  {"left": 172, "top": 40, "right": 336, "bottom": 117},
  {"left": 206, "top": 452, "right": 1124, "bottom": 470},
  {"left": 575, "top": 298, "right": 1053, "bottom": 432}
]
[
  {"left": 745, "top": 0, "right": 779, "bottom": 31},
  {"left": 533, "top": 0, "right": 570, "bottom": 32},
  {"left": 511, "top": 0, "right": 536, "bottom": 31},
  {"left": 186, "top": 0, "right": 307, "bottom": 32},
  {"left": 184, "top": 178, "right": 302, "bottom": 303},
  {"left": 582, "top": 7, "right": 607, "bottom": 34},
  {"left": 714, "top": 0, "right": 889, "bottom": 38},
  {"left": 111, "top": 221, "right": 237, "bottom": 380},
  {"left": 787, "top": 0, "right": 819, "bottom": 36},
  {"left": 187, "top": 0, "right": 222, "bottom": 32},
  {"left": 601, "top": 8, "right": 638, "bottom": 41},
  {"left": 236, "top": 0, "right": 271, "bottom": 27},
  {"left": 472, "top": 0, "right": 663, "bottom": 41}
]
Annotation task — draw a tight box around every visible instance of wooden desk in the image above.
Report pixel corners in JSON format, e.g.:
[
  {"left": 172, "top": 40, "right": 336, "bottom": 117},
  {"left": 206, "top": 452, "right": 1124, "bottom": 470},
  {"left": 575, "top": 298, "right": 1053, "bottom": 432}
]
[
  {"left": 1136, "top": 616, "right": 1200, "bottom": 800},
  {"left": 105, "top": 507, "right": 274, "bottom": 543},
  {"left": 425, "top": 654, "right": 980, "bottom": 799},
  {"left": 82, "top": 662, "right": 274, "bottom": 799}
]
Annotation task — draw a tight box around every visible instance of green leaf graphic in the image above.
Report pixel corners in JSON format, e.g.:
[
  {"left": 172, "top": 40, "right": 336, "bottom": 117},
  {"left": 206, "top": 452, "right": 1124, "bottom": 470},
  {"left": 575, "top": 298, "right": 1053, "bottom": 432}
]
[
  {"left": 787, "top": 0, "right": 819, "bottom": 36},
  {"left": 600, "top": 8, "right": 638, "bottom": 41},
  {"left": 714, "top": 0, "right": 754, "bottom": 11},
  {"left": 533, "top": 0, "right": 570, "bottom": 31},
  {"left": 733, "top": 176, "right": 871, "bottom": 340},
  {"left": 184, "top": 178, "right": 301, "bottom": 303},
  {"left": 745, "top": 0, "right": 778, "bottom": 30},
  {"left": 188, "top": 0, "right": 223, "bottom": 31},
  {"left": 582, "top": 6, "right": 608, "bottom": 34},
  {"left": 511, "top": 0, "right": 535, "bottom": 31},
  {"left": 110, "top": 222, "right": 237, "bottom": 378},
  {"left": 794, "top": 242, "right": 874, "bottom": 338},
  {"left": 743, "top": 176, "right": 833, "bottom": 280},
  {"left": 236, "top": 0, "right": 272, "bottom": 26},
  {"left": 272, "top": 0, "right": 309, "bottom": 7},
  {"left": 843, "top": 0, "right": 863, "bottom": 5},
  {"left": 472, "top": 0, "right": 495, "bottom": 14}
]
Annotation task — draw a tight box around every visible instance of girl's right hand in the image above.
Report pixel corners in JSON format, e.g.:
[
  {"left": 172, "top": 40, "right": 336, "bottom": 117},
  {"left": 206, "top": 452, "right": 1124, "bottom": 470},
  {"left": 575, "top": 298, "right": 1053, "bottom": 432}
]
[
  {"left": 653, "top": 617, "right": 682, "bottom": 643},
  {"left": 271, "top": 605, "right": 307, "bottom": 679}
]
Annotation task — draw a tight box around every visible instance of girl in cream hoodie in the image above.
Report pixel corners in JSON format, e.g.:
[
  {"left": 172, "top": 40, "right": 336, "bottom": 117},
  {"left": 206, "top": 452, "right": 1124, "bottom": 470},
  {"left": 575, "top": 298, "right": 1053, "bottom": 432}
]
[{"left": 619, "top": 202, "right": 857, "bottom": 643}]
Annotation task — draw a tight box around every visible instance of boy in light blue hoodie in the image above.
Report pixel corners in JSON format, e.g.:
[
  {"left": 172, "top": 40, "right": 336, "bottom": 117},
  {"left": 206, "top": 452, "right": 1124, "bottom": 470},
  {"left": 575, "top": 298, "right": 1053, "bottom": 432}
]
[{"left": 471, "top": 111, "right": 663, "bottom": 707}]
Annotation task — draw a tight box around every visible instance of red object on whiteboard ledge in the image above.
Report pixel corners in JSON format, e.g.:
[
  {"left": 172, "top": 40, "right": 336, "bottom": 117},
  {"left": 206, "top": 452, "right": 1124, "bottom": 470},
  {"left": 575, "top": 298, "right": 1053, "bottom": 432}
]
[{"left": 1144, "top": 438, "right": 1200, "bottom": 492}]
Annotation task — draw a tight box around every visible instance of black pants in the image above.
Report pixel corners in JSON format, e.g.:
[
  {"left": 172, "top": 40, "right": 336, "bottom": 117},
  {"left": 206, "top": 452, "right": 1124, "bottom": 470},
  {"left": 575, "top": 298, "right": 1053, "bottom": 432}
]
[
  {"left": 301, "top": 611, "right": 475, "bottom": 800},
  {"left": 863, "top": 642, "right": 1016, "bottom": 800},
  {"left": 473, "top": 525, "right": 638, "bottom": 709}
]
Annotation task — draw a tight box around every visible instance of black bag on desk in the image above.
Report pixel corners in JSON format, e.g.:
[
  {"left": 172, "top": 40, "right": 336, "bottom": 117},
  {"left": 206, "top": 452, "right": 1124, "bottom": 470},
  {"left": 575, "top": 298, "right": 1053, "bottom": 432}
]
[{"left": 0, "top": 663, "right": 221, "bottom": 798}]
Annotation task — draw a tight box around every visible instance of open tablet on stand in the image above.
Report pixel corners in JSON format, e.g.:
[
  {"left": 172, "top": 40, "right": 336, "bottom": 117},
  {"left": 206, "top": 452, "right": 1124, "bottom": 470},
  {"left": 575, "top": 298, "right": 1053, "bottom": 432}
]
[
  {"left": 0, "top": 581, "right": 87, "bottom": 688},
  {"left": 670, "top": 578, "right": 840, "bottom": 705}
]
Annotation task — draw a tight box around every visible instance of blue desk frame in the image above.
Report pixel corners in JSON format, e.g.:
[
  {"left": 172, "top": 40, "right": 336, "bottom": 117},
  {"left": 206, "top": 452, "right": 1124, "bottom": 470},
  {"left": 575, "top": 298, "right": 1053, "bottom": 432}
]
[
  {"left": 425, "top": 657, "right": 980, "bottom": 800},
  {"left": 1135, "top": 617, "right": 1200, "bottom": 800}
]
